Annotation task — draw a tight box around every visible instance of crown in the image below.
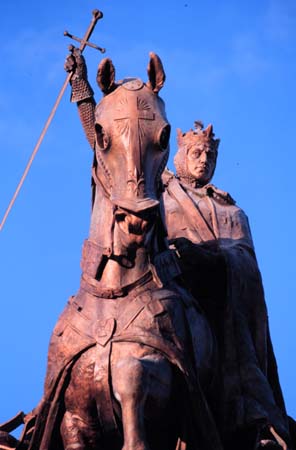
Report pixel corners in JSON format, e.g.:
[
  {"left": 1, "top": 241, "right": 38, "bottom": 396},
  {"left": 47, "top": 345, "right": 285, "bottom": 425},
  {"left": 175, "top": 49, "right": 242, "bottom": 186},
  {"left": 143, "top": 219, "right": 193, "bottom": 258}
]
[{"left": 177, "top": 121, "right": 220, "bottom": 152}]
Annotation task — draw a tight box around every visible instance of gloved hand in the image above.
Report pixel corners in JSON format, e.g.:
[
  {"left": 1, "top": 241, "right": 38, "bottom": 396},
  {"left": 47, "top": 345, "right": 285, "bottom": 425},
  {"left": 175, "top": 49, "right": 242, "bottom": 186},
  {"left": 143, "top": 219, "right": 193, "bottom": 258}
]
[
  {"left": 64, "top": 47, "right": 88, "bottom": 81},
  {"left": 169, "top": 237, "right": 226, "bottom": 303},
  {"left": 63, "top": 47, "right": 94, "bottom": 104},
  {"left": 169, "top": 237, "right": 222, "bottom": 271}
]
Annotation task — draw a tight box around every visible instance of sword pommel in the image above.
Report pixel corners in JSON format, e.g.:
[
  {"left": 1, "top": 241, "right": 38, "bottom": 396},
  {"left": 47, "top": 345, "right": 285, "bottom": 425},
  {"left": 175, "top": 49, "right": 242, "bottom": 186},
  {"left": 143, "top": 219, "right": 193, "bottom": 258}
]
[{"left": 92, "top": 9, "right": 103, "bottom": 20}]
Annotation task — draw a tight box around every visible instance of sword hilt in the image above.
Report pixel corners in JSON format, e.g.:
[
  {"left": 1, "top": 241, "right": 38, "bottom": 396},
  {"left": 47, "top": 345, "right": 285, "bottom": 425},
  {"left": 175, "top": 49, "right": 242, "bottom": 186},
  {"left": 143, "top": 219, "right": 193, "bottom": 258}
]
[
  {"left": 65, "top": 32, "right": 106, "bottom": 53},
  {"left": 65, "top": 9, "right": 105, "bottom": 55}
]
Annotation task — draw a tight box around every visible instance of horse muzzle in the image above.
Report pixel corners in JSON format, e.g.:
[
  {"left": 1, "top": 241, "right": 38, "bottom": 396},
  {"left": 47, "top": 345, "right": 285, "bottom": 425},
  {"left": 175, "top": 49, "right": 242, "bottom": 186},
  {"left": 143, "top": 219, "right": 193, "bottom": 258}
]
[
  {"left": 114, "top": 205, "right": 158, "bottom": 239},
  {"left": 111, "top": 195, "right": 159, "bottom": 213}
]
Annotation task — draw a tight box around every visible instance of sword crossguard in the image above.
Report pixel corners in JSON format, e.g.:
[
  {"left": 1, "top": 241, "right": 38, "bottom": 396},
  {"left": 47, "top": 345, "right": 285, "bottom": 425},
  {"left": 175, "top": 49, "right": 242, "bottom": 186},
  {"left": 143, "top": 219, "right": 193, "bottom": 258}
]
[{"left": 64, "top": 30, "right": 106, "bottom": 54}]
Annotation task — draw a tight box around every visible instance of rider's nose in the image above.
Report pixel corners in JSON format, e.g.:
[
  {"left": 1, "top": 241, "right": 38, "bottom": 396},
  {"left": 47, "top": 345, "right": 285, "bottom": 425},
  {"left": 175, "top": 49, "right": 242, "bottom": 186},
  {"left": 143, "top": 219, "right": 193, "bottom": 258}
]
[{"left": 200, "top": 151, "right": 207, "bottom": 162}]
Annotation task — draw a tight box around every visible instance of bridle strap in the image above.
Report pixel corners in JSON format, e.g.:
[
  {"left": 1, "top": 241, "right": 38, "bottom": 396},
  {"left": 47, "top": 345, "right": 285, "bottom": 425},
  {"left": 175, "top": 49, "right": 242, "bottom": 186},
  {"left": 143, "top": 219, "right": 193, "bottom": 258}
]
[
  {"left": 80, "top": 269, "right": 154, "bottom": 299},
  {"left": 92, "top": 165, "right": 111, "bottom": 199}
]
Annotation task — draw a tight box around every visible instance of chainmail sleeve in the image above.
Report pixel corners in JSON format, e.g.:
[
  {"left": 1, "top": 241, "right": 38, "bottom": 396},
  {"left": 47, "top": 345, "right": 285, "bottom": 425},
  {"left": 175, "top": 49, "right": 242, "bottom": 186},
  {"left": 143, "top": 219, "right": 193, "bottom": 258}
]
[
  {"left": 71, "top": 77, "right": 96, "bottom": 150},
  {"left": 77, "top": 98, "right": 96, "bottom": 150}
]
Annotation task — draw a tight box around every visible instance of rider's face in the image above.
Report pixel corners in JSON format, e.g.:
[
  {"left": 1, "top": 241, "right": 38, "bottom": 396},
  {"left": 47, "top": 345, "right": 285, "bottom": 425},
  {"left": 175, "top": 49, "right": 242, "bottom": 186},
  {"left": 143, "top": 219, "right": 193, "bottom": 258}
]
[{"left": 186, "top": 144, "right": 217, "bottom": 185}]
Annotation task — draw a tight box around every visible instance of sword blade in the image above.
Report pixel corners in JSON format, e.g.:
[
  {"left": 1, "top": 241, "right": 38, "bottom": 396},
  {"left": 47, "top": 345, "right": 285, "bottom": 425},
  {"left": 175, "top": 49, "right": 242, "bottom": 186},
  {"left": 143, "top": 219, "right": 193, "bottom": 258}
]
[{"left": 0, "top": 9, "right": 104, "bottom": 231}]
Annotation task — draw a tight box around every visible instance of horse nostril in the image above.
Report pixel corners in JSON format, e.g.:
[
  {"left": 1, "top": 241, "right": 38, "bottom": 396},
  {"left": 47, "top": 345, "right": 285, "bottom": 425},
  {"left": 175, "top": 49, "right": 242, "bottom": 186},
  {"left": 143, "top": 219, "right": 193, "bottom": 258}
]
[
  {"left": 126, "top": 215, "right": 143, "bottom": 235},
  {"left": 115, "top": 210, "right": 127, "bottom": 223},
  {"left": 114, "top": 206, "right": 157, "bottom": 237}
]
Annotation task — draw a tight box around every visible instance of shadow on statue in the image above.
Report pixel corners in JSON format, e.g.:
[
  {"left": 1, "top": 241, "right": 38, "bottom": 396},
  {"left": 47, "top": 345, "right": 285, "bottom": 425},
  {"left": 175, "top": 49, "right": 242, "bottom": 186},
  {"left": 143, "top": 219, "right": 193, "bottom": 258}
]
[{"left": 1, "top": 50, "right": 295, "bottom": 450}]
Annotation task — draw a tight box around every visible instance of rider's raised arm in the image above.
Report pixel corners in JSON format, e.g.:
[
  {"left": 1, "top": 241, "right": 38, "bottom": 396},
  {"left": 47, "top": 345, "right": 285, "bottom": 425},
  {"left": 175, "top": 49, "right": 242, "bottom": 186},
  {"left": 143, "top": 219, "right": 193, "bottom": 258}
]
[{"left": 65, "top": 48, "right": 96, "bottom": 150}]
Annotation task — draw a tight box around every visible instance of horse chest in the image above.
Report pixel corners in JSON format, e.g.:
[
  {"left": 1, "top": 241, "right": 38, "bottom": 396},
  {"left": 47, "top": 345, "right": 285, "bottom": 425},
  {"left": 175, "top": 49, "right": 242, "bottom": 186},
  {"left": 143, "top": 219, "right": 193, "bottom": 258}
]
[{"left": 48, "top": 287, "right": 186, "bottom": 373}]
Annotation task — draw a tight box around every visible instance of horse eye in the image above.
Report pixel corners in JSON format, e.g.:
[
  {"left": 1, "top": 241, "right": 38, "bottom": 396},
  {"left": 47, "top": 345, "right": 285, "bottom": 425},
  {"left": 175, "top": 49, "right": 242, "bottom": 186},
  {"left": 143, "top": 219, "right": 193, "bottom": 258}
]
[
  {"left": 95, "top": 123, "right": 110, "bottom": 151},
  {"left": 158, "top": 124, "right": 171, "bottom": 150}
]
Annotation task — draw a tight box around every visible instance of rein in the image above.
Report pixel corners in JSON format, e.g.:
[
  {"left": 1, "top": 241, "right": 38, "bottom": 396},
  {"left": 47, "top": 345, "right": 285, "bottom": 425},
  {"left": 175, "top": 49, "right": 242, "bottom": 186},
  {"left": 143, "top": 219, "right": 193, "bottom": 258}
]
[
  {"left": 92, "top": 160, "right": 112, "bottom": 199},
  {"left": 80, "top": 269, "right": 154, "bottom": 298}
]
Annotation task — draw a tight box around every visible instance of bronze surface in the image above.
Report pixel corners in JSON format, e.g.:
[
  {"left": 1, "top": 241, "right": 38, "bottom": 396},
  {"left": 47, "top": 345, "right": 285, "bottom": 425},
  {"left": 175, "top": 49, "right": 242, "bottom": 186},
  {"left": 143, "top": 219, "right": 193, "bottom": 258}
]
[{"left": 1, "top": 34, "right": 295, "bottom": 450}]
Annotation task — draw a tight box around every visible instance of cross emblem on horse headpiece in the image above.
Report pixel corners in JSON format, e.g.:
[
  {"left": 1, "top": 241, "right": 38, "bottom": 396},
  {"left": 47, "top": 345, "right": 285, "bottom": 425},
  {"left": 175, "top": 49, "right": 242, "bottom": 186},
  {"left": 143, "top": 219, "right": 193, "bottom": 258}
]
[{"left": 113, "top": 79, "right": 155, "bottom": 177}]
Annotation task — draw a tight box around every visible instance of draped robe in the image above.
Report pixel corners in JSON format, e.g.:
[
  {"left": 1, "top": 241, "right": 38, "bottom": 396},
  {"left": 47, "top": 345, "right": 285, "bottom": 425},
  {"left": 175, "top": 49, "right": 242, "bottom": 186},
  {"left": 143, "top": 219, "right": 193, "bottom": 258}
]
[{"left": 163, "top": 172, "right": 290, "bottom": 442}]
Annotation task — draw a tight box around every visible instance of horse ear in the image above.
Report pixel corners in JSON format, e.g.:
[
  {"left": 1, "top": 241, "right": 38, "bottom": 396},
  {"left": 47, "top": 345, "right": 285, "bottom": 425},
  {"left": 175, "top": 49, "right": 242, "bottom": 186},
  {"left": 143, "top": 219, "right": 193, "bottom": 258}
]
[
  {"left": 97, "top": 58, "right": 116, "bottom": 94},
  {"left": 147, "top": 52, "right": 166, "bottom": 93}
]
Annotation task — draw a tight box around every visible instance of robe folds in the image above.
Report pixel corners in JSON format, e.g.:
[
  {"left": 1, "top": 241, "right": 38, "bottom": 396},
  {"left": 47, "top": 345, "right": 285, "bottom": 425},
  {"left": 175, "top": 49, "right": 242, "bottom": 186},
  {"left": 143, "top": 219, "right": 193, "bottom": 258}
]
[{"left": 163, "top": 172, "right": 290, "bottom": 442}]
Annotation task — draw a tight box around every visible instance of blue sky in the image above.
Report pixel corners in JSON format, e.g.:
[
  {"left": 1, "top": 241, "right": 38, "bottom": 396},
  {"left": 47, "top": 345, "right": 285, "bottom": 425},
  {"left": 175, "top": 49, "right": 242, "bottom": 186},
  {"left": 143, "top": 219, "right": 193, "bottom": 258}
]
[{"left": 1, "top": 0, "right": 296, "bottom": 428}]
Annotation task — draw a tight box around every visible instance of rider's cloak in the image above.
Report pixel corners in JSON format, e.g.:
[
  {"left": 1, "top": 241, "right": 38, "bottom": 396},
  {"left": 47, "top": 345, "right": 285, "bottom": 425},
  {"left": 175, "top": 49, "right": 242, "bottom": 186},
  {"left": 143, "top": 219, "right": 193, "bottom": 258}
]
[{"left": 163, "top": 173, "right": 290, "bottom": 443}]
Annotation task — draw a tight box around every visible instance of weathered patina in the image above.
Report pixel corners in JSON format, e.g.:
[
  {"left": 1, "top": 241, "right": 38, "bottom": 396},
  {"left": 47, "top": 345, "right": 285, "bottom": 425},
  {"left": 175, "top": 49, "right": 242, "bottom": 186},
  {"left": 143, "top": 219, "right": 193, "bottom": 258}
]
[
  {"left": 163, "top": 122, "right": 291, "bottom": 449},
  {"left": 1, "top": 33, "right": 294, "bottom": 450},
  {"left": 57, "top": 48, "right": 293, "bottom": 449},
  {"left": 12, "top": 54, "right": 221, "bottom": 450}
]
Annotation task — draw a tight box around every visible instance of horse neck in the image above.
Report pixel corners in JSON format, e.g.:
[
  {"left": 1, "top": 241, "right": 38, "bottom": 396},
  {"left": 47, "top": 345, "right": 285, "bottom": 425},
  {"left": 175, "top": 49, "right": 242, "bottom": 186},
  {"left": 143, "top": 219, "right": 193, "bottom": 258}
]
[{"left": 88, "top": 183, "right": 156, "bottom": 291}]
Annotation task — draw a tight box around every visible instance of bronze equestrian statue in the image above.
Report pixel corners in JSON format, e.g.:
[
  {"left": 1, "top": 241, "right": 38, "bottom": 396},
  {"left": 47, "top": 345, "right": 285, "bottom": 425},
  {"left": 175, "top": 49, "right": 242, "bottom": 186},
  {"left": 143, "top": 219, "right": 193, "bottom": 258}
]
[
  {"left": 54, "top": 49, "right": 293, "bottom": 450},
  {"left": 0, "top": 50, "right": 294, "bottom": 450},
  {"left": 6, "top": 52, "right": 222, "bottom": 450}
]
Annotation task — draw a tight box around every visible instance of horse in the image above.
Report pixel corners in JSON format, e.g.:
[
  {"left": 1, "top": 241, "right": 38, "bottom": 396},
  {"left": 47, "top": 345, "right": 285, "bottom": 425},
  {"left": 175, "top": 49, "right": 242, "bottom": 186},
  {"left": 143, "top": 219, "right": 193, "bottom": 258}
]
[{"left": 28, "top": 53, "right": 220, "bottom": 450}]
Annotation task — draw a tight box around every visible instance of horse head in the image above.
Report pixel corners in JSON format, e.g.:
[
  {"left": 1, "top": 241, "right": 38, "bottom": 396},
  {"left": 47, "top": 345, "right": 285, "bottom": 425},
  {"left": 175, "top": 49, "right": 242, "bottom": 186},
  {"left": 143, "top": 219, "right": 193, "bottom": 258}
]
[{"left": 91, "top": 53, "right": 170, "bottom": 251}]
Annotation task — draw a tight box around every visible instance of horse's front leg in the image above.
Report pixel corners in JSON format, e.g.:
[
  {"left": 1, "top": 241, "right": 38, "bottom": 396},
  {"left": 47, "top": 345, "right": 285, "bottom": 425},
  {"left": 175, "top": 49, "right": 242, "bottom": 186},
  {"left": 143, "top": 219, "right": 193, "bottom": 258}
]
[
  {"left": 61, "top": 348, "right": 101, "bottom": 450},
  {"left": 61, "top": 410, "right": 100, "bottom": 450},
  {"left": 111, "top": 343, "right": 173, "bottom": 450}
]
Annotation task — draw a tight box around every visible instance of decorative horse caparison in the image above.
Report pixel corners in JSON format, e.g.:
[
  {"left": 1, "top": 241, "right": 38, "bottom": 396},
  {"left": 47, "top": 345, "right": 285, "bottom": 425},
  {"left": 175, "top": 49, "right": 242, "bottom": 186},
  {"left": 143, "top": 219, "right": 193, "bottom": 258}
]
[{"left": 27, "top": 54, "right": 221, "bottom": 450}]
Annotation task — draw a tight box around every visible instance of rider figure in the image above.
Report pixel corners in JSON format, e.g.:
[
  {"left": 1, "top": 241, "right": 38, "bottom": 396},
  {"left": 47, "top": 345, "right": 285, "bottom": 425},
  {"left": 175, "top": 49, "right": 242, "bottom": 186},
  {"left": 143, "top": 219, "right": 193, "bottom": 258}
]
[{"left": 163, "top": 122, "right": 290, "bottom": 450}]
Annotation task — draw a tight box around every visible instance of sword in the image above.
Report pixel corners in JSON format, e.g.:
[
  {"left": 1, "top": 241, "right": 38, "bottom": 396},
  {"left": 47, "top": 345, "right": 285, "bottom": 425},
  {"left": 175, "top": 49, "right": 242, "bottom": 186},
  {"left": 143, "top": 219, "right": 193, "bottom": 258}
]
[{"left": 0, "top": 9, "right": 105, "bottom": 231}]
